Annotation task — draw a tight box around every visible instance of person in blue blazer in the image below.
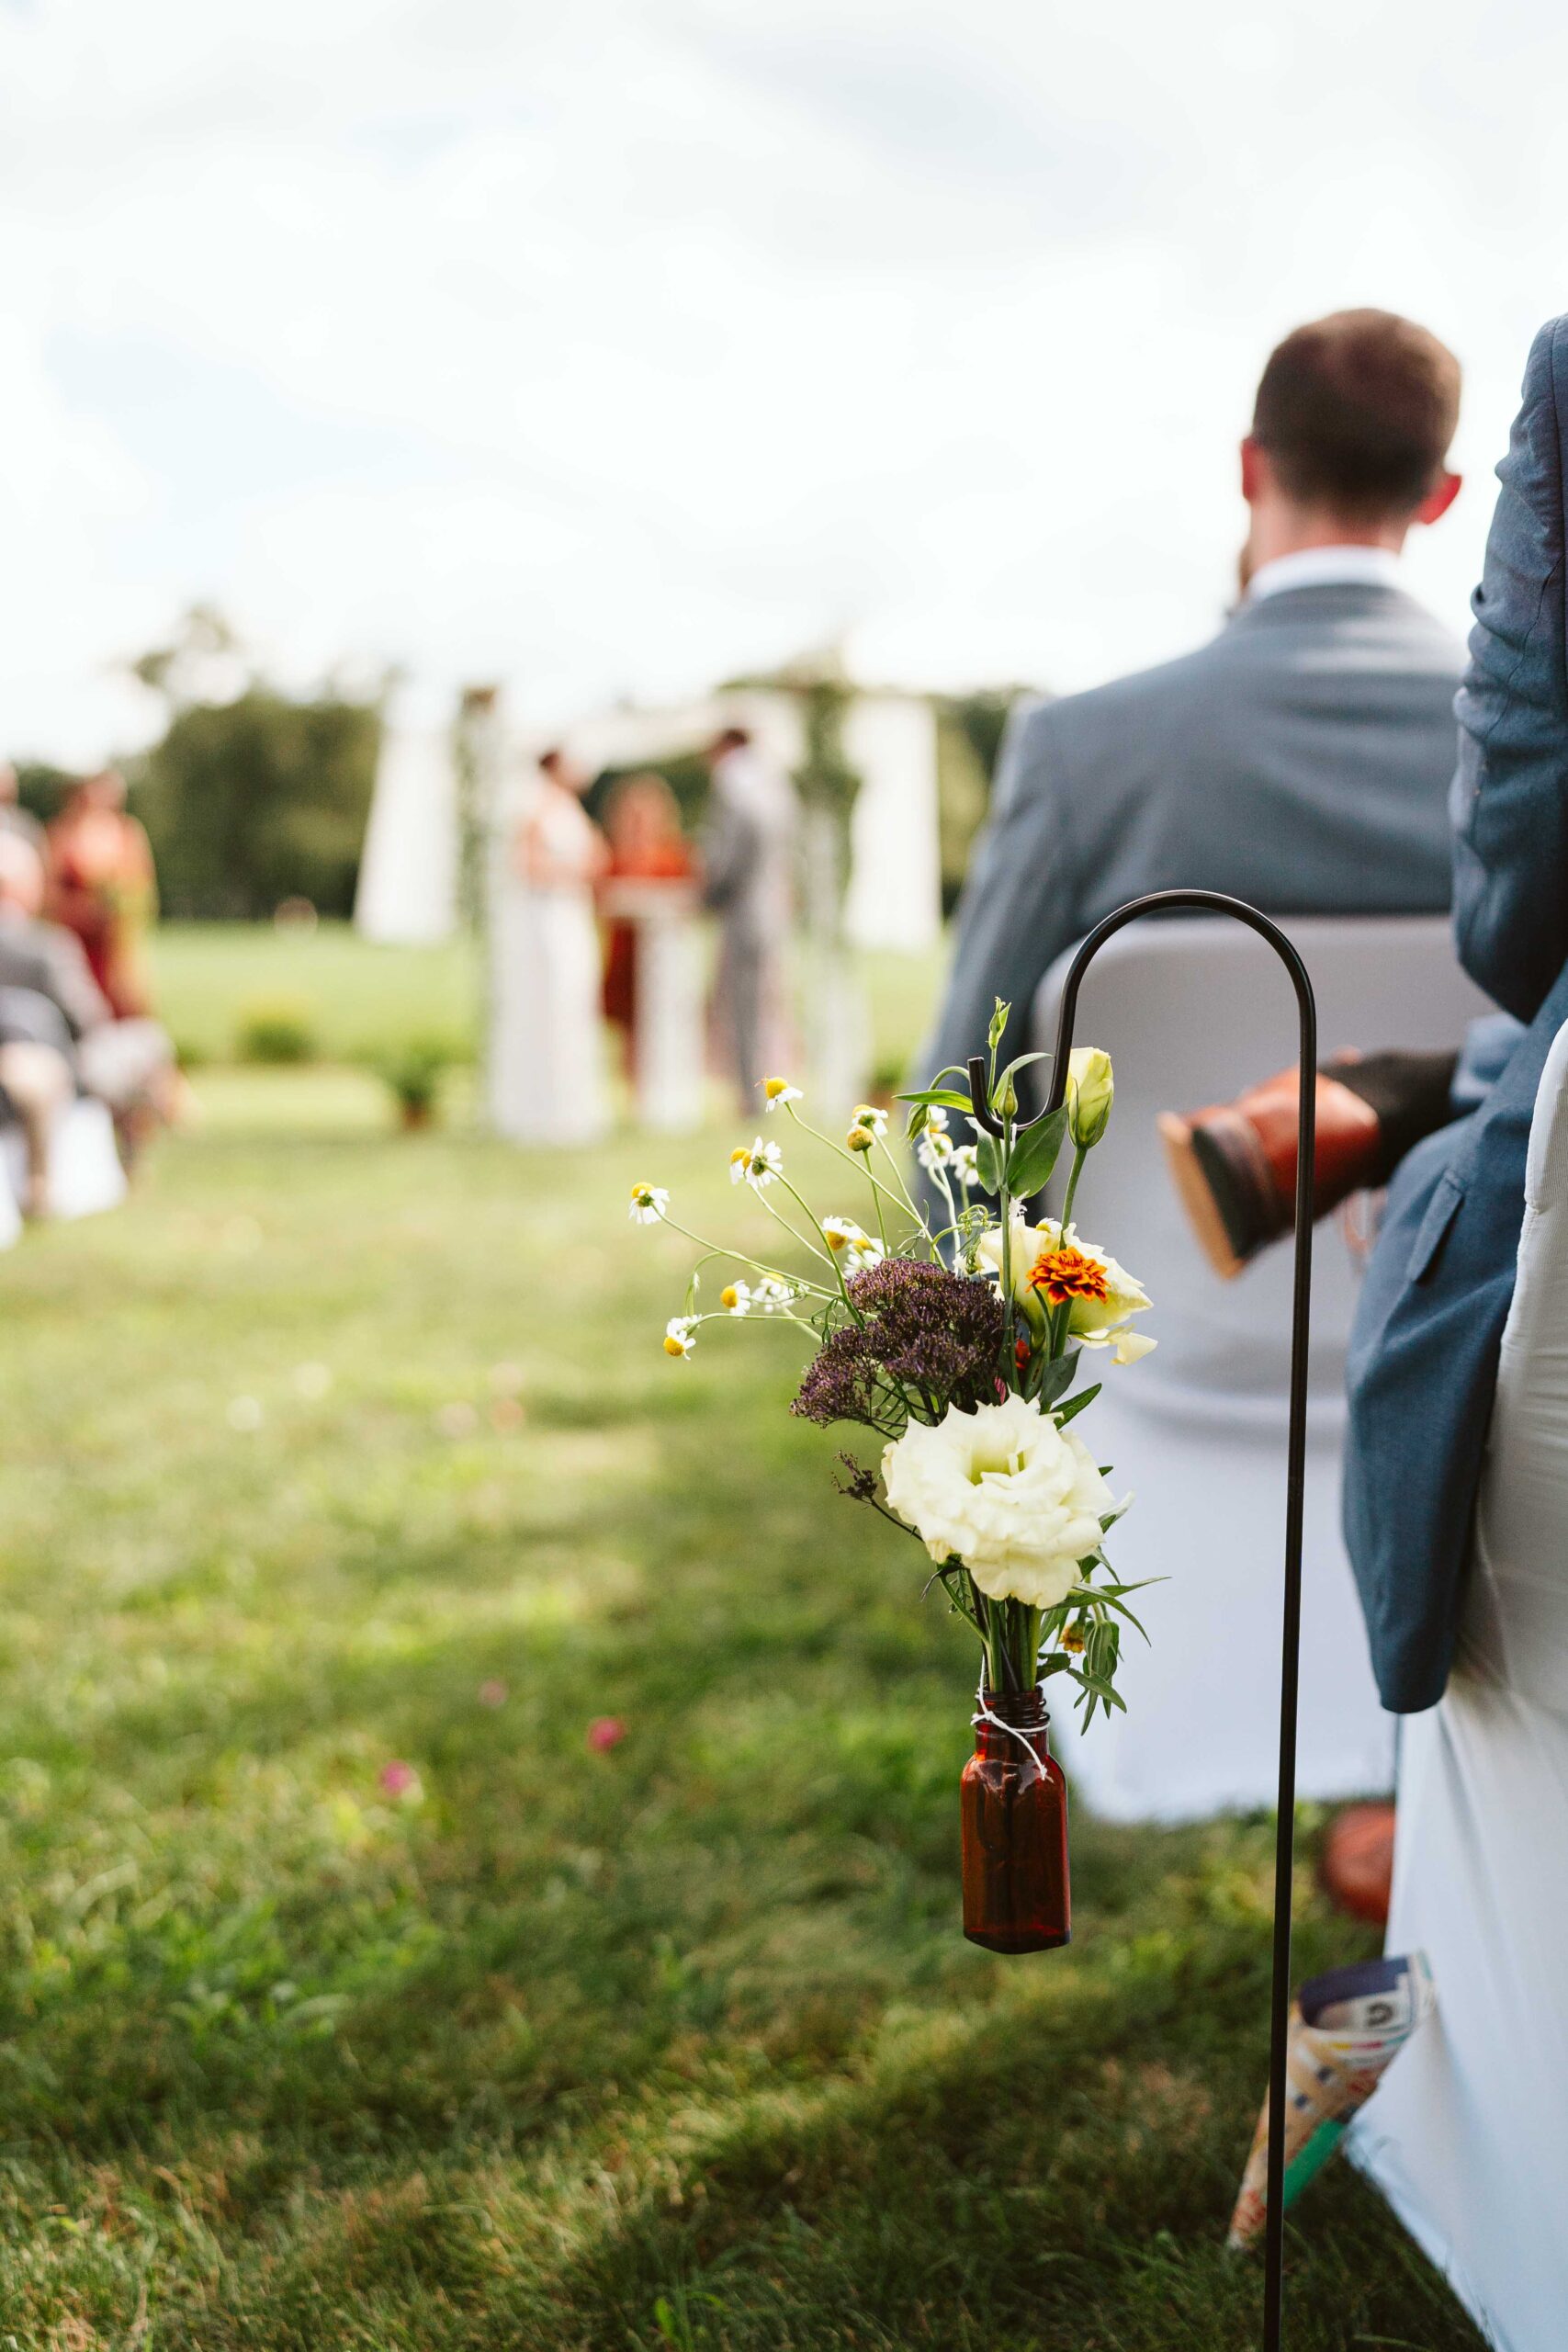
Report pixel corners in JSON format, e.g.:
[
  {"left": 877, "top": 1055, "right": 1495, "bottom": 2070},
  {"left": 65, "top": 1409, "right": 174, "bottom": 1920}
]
[{"left": 1342, "top": 312, "right": 1568, "bottom": 1712}]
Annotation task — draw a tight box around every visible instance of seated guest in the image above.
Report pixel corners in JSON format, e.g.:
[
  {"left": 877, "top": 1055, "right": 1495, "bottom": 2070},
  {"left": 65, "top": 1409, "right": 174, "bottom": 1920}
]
[
  {"left": 45, "top": 767, "right": 159, "bottom": 1020},
  {"left": 0, "top": 763, "right": 46, "bottom": 857},
  {"left": 0, "top": 832, "right": 177, "bottom": 1204},
  {"left": 1167, "top": 315, "right": 1568, "bottom": 1729},
  {"left": 920, "top": 309, "right": 1465, "bottom": 1112}
]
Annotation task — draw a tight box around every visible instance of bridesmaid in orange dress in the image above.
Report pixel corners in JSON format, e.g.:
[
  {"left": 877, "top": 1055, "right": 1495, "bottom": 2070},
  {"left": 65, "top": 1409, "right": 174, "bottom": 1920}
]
[
  {"left": 598, "top": 774, "right": 694, "bottom": 1076},
  {"left": 45, "top": 770, "right": 158, "bottom": 1020}
]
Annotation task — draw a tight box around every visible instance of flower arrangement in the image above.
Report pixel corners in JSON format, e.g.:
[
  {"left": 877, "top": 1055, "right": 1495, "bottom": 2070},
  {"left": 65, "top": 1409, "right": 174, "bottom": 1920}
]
[{"left": 632, "top": 1003, "right": 1156, "bottom": 1730}]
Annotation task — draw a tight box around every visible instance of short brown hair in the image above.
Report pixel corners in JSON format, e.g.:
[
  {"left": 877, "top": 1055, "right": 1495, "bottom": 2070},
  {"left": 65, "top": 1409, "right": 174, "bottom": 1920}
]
[{"left": 1252, "top": 310, "right": 1461, "bottom": 519}]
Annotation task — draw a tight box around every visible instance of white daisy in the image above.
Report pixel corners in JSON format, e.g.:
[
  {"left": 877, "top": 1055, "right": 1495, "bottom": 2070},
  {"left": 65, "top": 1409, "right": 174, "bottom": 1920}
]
[
  {"left": 629, "top": 1182, "right": 669, "bottom": 1225},
  {"left": 852, "top": 1102, "right": 889, "bottom": 1138},
  {"left": 762, "top": 1076, "right": 803, "bottom": 1112},
  {"left": 752, "top": 1276, "right": 798, "bottom": 1313},
  {"left": 729, "top": 1136, "right": 783, "bottom": 1190},
  {"left": 719, "top": 1282, "right": 752, "bottom": 1316},
  {"left": 662, "top": 1317, "right": 698, "bottom": 1359},
  {"left": 950, "top": 1143, "right": 979, "bottom": 1188},
  {"left": 917, "top": 1127, "right": 954, "bottom": 1177}
]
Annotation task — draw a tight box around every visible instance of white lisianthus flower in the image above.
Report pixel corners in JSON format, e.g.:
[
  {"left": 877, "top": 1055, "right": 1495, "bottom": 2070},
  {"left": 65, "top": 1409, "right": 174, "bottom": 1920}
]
[
  {"left": 662, "top": 1317, "right": 697, "bottom": 1359},
  {"left": 729, "top": 1136, "right": 784, "bottom": 1189},
  {"left": 719, "top": 1282, "right": 752, "bottom": 1316},
  {"left": 628, "top": 1182, "right": 669, "bottom": 1225},
  {"left": 762, "top": 1076, "right": 803, "bottom": 1112},
  {"left": 1091, "top": 1325, "right": 1157, "bottom": 1365},
  {"left": 977, "top": 1217, "right": 1152, "bottom": 1346},
  {"left": 881, "top": 1394, "right": 1118, "bottom": 1610}
]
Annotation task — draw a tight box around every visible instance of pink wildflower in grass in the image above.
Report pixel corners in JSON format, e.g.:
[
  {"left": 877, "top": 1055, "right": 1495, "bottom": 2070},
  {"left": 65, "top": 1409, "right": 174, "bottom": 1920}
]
[
  {"left": 378, "top": 1759, "right": 420, "bottom": 1798},
  {"left": 586, "top": 1716, "right": 626, "bottom": 1754}
]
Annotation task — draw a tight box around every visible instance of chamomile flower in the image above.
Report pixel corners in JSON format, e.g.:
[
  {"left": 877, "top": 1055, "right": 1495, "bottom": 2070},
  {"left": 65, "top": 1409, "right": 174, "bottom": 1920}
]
[
  {"left": 917, "top": 1125, "right": 954, "bottom": 1177},
  {"left": 628, "top": 1182, "right": 669, "bottom": 1225},
  {"left": 662, "top": 1317, "right": 698, "bottom": 1360},
  {"left": 719, "top": 1282, "right": 752, "bottom": 1316},
  {"left": 950, "top": 1143, "right": 979, "bottom": 1188},
  {"left": 729, "top": 1136, "right": 783, "bottom": 1190},
  {"left": 762, "top": 1076, "right": 803, "bottom": 1112},
  {"left": 752, "top": 1276, "right": 798, "bottom": 1313},
  {"left": 852, "top": 1103, "right": 888, "bottom": 1139},
  {"left": 822, "top": 1216, "right": 885, "bottom": 1276}
]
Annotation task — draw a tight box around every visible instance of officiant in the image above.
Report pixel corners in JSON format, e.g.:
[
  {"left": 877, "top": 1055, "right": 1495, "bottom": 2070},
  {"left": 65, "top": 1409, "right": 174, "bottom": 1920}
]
[{"left": 698, "top": 727, "right": 795, "bottom": 1114}]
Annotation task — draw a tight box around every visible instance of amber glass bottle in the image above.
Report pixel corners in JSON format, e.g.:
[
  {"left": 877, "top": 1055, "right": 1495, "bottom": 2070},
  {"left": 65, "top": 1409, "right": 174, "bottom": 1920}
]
[{"left": 961, "top": 1686, "right": 1070, "bottom": 1952}]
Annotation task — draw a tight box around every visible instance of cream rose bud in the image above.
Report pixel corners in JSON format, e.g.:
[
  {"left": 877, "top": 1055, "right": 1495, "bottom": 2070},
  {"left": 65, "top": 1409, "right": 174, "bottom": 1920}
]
[
  {"left": 880, "top": 1393, "right": 1119, "bottom": 1611},
  {"left": 1066, "top": 1046, "right": 1114, "bottom": 1148}
]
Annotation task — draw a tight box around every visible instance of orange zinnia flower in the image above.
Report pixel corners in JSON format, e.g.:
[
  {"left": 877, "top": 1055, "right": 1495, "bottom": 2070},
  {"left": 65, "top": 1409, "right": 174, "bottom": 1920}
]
[{"left": 1026, "top": 1243, "right": 1111, "bottom": 1308}]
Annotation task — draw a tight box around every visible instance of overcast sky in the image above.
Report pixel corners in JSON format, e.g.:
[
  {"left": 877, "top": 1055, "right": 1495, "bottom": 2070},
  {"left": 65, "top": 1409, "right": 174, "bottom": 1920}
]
[{"left": 3, "top": 0, "right": 1564, "bottom": 763}]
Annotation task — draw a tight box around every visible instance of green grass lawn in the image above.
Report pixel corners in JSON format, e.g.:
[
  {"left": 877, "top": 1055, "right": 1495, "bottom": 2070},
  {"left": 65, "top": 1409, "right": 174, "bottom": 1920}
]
[
  {"left": 148, "top": 922, "right": 482, "bottom": 1067},
  {"left": 0, "top": 1086, "right": 1483, "bottom": 2350},
  {"left": 148, "top": 922, "right": 944, "bottom": 1084}
]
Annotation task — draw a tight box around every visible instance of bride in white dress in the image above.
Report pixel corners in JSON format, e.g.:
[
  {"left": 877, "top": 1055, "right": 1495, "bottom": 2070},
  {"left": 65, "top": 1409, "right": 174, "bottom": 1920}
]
[{"left": 489, "top": 750, "right": 609, "bottom": 1147}]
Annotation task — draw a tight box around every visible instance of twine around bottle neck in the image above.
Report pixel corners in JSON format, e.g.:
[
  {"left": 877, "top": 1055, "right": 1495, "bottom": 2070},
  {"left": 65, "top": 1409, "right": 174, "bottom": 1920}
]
[{"left": 972, "top": 1679, "right": 1049, "bottom": 1754}]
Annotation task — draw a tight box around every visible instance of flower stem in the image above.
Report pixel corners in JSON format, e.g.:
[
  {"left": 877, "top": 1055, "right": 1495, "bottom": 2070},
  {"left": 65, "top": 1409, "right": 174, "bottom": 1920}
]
[{"left": 657, "top": 1215, "right": 835, "bottom": 1302}]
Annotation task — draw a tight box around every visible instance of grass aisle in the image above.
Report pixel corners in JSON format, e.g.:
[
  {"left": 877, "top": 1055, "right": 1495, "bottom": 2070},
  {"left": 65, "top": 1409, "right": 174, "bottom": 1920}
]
[{"left": 0, "top": 1091, "right": 1483, "bottom": 2351}]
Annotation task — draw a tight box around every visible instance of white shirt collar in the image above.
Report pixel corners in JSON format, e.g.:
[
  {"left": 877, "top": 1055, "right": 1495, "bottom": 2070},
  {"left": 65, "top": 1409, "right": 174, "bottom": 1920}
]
[{"left": 1247, "top": 544, "right": 1403, "bottom": 603}]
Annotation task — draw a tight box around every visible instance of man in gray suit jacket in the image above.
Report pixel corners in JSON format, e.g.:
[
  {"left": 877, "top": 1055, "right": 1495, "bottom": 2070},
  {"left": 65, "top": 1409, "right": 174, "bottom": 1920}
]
[{"left": 924, "top": 310, "right": 1466, "bottom": 1108}]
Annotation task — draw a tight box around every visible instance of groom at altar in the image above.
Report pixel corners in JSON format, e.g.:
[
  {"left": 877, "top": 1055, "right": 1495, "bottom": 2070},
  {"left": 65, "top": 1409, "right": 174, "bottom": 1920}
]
[{"left": 920, "top": 308, "right": 1466, "bottom": 1114}]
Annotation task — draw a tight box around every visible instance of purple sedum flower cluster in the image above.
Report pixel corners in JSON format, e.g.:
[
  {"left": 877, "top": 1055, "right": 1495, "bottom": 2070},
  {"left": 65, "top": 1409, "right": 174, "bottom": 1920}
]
[{"left": 791, "top": 1256, "right": 1005, "bottom": 1434}]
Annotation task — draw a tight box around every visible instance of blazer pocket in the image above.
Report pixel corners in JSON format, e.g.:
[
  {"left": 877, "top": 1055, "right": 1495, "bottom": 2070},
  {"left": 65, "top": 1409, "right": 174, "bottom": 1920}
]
[{"left": 1406, "top": 1168, "right": 1465, "bottom": 1286}]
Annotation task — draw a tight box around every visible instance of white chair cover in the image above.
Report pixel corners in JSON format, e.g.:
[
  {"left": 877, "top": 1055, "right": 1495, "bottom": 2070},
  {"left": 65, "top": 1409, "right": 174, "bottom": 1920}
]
[
  {"left": 1029, "top": 916, "right": 1490, "bottom": 1821},
  {"left": 1349, "top": 1019, "right": 1568, "bottom": 2352},
  {"left": 0, "top": 1097, "right": 128, "bottom": 1221},
  {"left": 0, "top": 1146, "right": 20, "bottom": 1248}
]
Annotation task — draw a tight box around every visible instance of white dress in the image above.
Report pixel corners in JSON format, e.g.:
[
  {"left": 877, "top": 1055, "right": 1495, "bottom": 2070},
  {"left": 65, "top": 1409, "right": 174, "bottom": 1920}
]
[{"left": 489, "top": 781, "right": 608, "bottom": 1147}]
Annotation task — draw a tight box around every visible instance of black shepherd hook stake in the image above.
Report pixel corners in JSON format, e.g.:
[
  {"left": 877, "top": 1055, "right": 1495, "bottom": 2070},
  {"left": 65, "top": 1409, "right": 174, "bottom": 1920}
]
[{"left": 968, "top": 888, "right": 1316, "bottom": 2352}]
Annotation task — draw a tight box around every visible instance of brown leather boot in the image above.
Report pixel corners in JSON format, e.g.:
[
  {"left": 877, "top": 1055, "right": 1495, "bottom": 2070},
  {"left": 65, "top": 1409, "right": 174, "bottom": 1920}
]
[
  {"left": 1158, "top": 1058, "right": 1385, "bottom": 1280},
  {"left": 1320, "top": 1801, "right": 1396, "bottom": 1928}
]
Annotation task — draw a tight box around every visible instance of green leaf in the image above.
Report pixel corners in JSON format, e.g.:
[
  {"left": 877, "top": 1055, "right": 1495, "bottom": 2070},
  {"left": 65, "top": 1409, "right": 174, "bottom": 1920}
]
[
  {"left": 1054, "top": 1381, "right": 1100, "bottom": 1428},
  {"left": 1004, "top": 1104, "right": 1069, "bottom": 1198},
  {"left": 899, "top": 1088, "right": 977, "bottom": 1139},
  {"left": 975, "top": 1133, "right": 1004, "bottom": 1193},
  {"left": 894, "top": 1085, "right": 976, "bottom": 1112},
  {"left": 1034, "top": 1351, "right": 1079, "bottom": 1410},
  {"left": 1098, "top": 1594, "right": 1151, "bottom": 1644},
  {"left": 1088, "top": 1621, "right": 1120, "bottom": 1680}
]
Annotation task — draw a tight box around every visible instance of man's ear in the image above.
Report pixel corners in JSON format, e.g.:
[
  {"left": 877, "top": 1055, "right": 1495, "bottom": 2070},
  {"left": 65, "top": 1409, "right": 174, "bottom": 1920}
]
[
  {"left": 1415, "top": 469, "right": 1461, "bottom": 527},
  {"left": 1240, "top": 435, "right": 1266, "bottom": 504}
]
